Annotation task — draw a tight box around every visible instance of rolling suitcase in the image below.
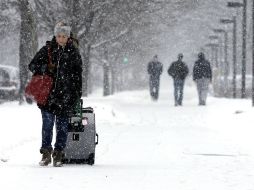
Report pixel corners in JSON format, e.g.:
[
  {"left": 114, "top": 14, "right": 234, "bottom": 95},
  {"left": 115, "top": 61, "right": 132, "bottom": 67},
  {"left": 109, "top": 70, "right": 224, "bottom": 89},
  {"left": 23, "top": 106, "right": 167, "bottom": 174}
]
[{"left": 63, "top": 99, "right": 99, "bottom": 165}]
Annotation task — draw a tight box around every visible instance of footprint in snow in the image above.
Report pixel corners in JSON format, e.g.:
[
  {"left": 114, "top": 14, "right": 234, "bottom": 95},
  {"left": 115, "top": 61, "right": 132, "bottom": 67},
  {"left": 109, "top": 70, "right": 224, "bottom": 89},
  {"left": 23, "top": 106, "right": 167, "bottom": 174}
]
[
  {"left": 1, "top": 158, "right": 8, "bottom": 163},
  {"left": 235, "top": 110, "right": 244, "bottom": 114}
]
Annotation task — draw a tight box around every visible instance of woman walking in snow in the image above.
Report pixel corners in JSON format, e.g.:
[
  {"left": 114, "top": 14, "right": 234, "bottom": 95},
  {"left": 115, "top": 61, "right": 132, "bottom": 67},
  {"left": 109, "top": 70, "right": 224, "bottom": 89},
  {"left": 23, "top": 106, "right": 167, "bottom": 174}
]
[{"left": 28, "top": 21, "right": 82, "bottom": 167}]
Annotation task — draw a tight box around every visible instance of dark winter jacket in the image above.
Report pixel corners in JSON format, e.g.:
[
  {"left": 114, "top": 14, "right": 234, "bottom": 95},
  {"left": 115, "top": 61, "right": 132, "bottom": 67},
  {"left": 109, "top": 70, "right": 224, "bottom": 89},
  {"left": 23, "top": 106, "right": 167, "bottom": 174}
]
[
  {"left": 168, "top": 60, "right": 189, "bottom": 80},
  {"left": 147, "top": 61, "right": 163, "bottom": 79},
  {"left": 193, "top": 58, "right": 212, "bottom": 81},
  {"left": 28, "top": 37, "right": 82, "bottom": 116}
]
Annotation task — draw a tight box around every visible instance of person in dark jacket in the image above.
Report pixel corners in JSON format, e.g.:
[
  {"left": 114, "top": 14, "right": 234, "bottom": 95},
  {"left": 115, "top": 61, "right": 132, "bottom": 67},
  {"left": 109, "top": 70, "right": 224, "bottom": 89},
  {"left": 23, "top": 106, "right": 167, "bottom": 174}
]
[
  {"left": 193, "top": 52, "right": 212, "bottom": 106},
  {"left": 168, "top": 53, "right": 189, "bottom": 106},
  {"left": 28, "top": 21, "right": 82, "bottom": 167},
  {"left": 147, "top": 55, "right": 163, "bottom": 101}
]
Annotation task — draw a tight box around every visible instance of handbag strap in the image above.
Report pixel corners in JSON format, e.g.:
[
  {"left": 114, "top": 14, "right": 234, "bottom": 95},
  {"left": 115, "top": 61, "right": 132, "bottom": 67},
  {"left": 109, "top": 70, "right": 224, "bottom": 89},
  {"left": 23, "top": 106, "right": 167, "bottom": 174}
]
[
  {"left": 46, "top": 42, "right": 52, "bottom": 66},
  {"left": 46, "top": 42, "right": 54, "bottom": 74}
]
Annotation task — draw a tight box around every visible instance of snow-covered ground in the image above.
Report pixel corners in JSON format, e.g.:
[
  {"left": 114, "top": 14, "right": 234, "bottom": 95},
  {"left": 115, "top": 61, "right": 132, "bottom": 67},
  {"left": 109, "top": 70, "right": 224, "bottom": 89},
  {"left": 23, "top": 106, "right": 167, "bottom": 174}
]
[{"left": 1, "top": 81, "right": 254, "bottom": 190}]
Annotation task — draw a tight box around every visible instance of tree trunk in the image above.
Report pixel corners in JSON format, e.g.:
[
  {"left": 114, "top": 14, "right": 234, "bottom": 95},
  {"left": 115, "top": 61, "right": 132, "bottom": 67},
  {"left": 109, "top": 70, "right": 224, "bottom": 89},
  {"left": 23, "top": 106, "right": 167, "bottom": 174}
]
[
  {"left": 19, "top": 0, "right": 37, "bottom": 104},
  {"left": 110, "top": 63, "right": 116, "bottom": 95},
  {"left": 103, "top": 46, "right": 111, "bottom": 96},
  {"left": 71, "top": 0, "right": 95, "bottom": 97},
  {"left": 71, "top": 0, "right": 79, "bottom": 36},
  {"left": 115, "top": 65, "right": 124, "bottom": 92},
  {"left": 103, "top": 63, "right": 110, "bottom": 96},
  {"left": 82, "top": 44, "right": 91, "bottom": 97},
  {"left": 88, "top": 71, "right": 93, "bottom": 95}
]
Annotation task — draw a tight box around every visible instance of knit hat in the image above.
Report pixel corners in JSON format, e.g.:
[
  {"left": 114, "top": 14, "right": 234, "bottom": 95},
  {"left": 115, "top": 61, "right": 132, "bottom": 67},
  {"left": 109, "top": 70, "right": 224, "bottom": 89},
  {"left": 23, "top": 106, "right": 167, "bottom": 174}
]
[
  {"left": 54, "top": 21, "right": 71, "bottom": 37},
  {"left": 178, "top": 53, "right": 184, "bottom": 59},
  {"left": 198, "top": 52, "right": 205, "bottom": 60}
]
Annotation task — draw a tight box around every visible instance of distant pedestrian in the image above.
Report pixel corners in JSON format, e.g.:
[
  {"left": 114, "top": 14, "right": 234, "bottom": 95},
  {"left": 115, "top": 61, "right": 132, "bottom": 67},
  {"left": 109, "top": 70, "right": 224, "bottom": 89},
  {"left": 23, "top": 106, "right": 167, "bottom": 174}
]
[
  {"left": 168, "top": 53, "right": 189, "bottom": 106},
  {"left": 193, "top": 52, "right": 212, "bottom": 106},
  {"left": 147, "top": 55, "right": 163, "bottom": 101}
]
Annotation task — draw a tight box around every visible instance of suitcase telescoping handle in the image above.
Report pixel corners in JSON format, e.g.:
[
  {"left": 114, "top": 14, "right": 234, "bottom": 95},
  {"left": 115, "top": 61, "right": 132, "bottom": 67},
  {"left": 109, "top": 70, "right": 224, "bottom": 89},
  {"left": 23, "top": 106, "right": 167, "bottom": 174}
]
[
  {"left": 80, "top": 99, "right": 83, "bottom": 107},
  {"left": 95, "top": 133, "right": 99, "bottom": 145},
  {"left": 74, "top": 99, "right": 83, "bottom": 119}
]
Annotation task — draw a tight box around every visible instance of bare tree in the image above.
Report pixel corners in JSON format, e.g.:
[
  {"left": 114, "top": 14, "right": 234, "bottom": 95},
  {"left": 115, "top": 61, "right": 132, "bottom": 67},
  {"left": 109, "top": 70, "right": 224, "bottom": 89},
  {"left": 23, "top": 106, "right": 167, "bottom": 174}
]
[{"left": 18, "top": 0, "right": 38, "bottom": 104}]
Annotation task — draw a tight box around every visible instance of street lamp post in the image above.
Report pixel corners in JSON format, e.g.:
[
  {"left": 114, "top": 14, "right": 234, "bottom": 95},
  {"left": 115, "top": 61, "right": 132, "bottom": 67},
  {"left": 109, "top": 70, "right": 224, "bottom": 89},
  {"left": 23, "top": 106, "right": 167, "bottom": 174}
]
[
  {"left": 213, "top": 29, "right": 229, "bottom": 96},
  {"left": 214, "top": 45, "right": 219, "bottom": 68},
  {"left": 228, "top": 0, "right": 247, "bottom": 98},
  {"left": 208, "top": 35, "right": 221, "bottom": 68},
  {"left": 209, "top": 35, "right": 223, "bottom": 63},
  {"left": 206, "top": 43, "right": 220, "bottom": 96},
  {"left": 221, "top": 17, "right": 237, "bottom": 98},
  {"left": 209, "top": 35, "right": 223, "bottom": 71},
  {"left": 206, "top": 43, "right": 219, "bottom": 67},
  {"left": 205, "top": 45, "right": 213, "bottom": 63},
  {"left": 202, "top": 46, "right": 211, "bottom": 62},
  {"left": 252, "top": 0, "right": 254, "bottom": 106}
]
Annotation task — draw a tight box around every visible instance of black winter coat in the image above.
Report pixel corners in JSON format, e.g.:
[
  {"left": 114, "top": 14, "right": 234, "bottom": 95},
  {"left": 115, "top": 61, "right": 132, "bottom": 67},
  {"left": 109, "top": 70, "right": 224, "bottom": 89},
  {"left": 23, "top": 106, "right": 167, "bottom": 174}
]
[
  {"left": 147, "top": 61, "right": 163, "bottom": 79},
  {"left": 28, "top": 37, "right": 82, "bottom": 116},
  {"left": 168, "top": 60, "right": 189, "bottom": 80},
  {"left": 193, "top": 58, "right": 212, "bottom": 81}
]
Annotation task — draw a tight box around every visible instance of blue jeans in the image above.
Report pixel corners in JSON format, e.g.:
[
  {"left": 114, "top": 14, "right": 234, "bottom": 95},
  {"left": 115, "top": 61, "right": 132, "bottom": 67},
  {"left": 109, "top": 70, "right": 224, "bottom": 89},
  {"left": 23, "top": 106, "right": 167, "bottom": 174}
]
[
  {"left": 41, "top": 109, "right": 69, "bottom": 151},
  {"left": 196, "top": 78, "right": 210, "bottom": 105},
  {"left": 173, "top": 79, "right": 185, "bottom": 106}
]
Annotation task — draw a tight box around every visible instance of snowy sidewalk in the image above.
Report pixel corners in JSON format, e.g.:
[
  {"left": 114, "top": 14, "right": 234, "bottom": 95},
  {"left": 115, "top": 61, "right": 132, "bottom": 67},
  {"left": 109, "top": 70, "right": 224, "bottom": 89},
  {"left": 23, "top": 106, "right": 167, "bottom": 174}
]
[{"left": 0, "top": 87, "right": 254, "bottom": 190}]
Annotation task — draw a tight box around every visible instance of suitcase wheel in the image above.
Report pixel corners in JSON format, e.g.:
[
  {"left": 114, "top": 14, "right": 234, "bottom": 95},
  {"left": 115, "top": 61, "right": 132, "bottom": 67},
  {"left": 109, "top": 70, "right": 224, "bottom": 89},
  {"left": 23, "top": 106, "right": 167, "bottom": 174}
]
[
  {"left": 87, "top": 153, "right": 95, "bottom": 165},
  {"left": 62, "top": 159, "right": 69, "bottom": 164}
]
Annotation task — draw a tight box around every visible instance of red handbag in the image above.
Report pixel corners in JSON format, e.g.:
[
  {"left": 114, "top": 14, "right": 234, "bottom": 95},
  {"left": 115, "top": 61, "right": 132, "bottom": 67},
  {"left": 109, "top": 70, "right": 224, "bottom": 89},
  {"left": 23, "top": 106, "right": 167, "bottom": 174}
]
[{"left": 25, "top": 45, "right": 53, "bottom": 105}]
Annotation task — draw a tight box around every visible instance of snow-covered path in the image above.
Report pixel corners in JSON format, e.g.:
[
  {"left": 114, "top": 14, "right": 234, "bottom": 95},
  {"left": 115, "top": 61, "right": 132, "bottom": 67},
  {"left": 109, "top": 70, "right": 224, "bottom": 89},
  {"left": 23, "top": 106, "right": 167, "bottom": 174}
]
[{"left": 1, "top": 84, "right": 254, "bottom": 190}]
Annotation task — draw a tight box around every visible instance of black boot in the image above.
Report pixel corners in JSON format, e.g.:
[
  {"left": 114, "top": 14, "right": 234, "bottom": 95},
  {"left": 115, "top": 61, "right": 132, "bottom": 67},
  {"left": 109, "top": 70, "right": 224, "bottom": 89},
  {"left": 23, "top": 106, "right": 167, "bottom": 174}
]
[
  {"left": 39, "top": 148, "right": 52, "bottom": 166},
  {"left": 52, "top": 150, "right": 64, "bottom": 167}
]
